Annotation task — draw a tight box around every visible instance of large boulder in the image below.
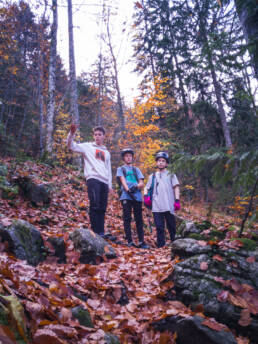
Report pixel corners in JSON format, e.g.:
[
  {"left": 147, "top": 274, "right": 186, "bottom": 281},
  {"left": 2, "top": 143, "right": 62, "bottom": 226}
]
[
  {"left": 169, "top": 238, "right": 258, "bottom": 341},
  {"left": 153, "top": 315, "right": 237, "bottom": 344},
  {"left": 69, "top": 228, "right": 117, "bottom": 264},
  {"left": 0, "top": 219, "right": 46, "bottom": 266},
  {"left": 14, "top": 176, "right": 51, "bottom": 206}
]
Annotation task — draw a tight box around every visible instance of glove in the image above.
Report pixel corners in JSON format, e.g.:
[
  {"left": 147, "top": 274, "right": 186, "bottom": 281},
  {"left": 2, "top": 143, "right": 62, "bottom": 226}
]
[
  {"left": 129, "top": 185, "right": 138, "bottom": 194},
  {"left": 144, "top": 195, "right": 152, "bottom": 208},
  {"left": 174, "top": 199, "right": 181, "bottom": 211}
]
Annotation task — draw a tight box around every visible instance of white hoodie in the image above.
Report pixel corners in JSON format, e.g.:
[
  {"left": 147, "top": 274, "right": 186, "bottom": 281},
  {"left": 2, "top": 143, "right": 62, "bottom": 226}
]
[{"left": 67, "top": 132, "right": 112, "bottom": 188}]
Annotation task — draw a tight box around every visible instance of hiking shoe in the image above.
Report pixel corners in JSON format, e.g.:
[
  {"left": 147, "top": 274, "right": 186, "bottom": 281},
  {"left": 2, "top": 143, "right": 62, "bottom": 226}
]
[
  {"left": 138, "top": 242, "right": 149, "bottom": 249},
  {"left": 127, "top": 242, "right": 137, "bottom": 247}
]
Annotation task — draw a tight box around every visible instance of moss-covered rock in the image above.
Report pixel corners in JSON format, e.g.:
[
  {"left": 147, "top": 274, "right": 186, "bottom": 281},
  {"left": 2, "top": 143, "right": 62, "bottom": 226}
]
[
  {"left": 104, "top": 333, "right": 121, "bottom": 344},
  {"left": 169, "top": 238, "right": 258, "bottom": 341},
  {"left": 72, "top": 306, "right": 94, "bottom": 328},
  {"left": 0, "top": 219, "right": 46, "bottom": 266}
]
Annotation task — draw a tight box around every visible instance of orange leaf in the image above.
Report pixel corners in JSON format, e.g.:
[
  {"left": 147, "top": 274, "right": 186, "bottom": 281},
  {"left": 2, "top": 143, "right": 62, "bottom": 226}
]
[
  {"left": 202, "top": 319, "right": 228, "bottom": 332},
  {"left": 228, "top": 294, "right": 248, "bottom": 309},
  {"left": 213, "top": 254, "right": 223, "bottom": 262}
]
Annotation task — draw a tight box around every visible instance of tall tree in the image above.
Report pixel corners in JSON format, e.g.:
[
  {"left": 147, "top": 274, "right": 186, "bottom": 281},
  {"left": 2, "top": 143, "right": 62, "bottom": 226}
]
[
  {"left": 46, "top": 0, "right": 58, "bottom": 154},
  {"left": 67, "top": 0, "right": 79, "bottom": 127},
  {"left": 234, "top": 0, "right": 258, "bottom": 78}
]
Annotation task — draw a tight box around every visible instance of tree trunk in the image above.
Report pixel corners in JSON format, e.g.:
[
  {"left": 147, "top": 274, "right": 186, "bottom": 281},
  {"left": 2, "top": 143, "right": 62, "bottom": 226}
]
[
  {"left": 106, "top": 9, "right": 124, "bottom": 135},
  {"left": 197, "top": 0, "right": 232, "bottom": 148},
  {"left": 46, "top": 0, "right": 58, "bottom": 154},
  {"left": 234, "top": 0, "right": 258, "bottom": 78},
  {"left": 67, "top": 0, "right": 80, "bottom": 127}
]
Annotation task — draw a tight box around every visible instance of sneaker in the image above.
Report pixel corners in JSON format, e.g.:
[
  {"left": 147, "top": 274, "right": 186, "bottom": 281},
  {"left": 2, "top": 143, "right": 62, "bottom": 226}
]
[
  {"left": 127, "top": 242, "right": 137, "bottom": 247},
  {"left": 138, "top": 242, "right": 149, "bottom": 249}
]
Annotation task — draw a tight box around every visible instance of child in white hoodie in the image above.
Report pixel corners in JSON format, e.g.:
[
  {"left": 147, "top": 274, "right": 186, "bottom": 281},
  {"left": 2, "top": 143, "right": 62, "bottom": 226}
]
[{"left": 67, "top": 124, "right": 114, "bottom": 240}]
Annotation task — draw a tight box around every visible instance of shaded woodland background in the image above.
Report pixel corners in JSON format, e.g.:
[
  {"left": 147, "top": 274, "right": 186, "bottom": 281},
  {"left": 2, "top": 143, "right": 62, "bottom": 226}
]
[{"left": 0, "top": 0, "right": 257, "bottom": 221}]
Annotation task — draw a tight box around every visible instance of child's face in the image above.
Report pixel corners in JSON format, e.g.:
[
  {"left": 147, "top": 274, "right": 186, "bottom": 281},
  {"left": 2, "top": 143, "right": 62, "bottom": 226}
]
[
  {"left": 156, "top": 157, "right": 167, "bottom": 169},
  {"left": 94, "top": 130, "right": 105, "bottom": 145},
  {"left": 123, "top": 153, "right": 133, "bottom": 164}
]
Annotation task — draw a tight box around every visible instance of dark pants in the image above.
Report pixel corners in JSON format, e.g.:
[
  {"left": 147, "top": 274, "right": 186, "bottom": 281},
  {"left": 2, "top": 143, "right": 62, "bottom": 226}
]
[
  {"left": 121, "top": 199, "right": 144, "bottom": 243},
  {"left": 153, "top": 212, "right": 176, "bottom": 248},
  {"left": 87, "top": 178, "right": 108, "bottom": 235}
]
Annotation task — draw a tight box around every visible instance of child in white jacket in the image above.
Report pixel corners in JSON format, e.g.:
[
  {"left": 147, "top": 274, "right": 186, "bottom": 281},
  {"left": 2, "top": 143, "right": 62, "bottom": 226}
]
[
  {"left": 67, "top": 124, "right": 114, "bottom": 240},
  {"left": 144, "top": 152, "right": 180, "bottom": 247}
]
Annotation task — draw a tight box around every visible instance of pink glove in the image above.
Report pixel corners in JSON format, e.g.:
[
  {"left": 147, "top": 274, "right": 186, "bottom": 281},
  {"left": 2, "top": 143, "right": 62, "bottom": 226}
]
[
  {"left": 144, "top": 195, "right": 152, "bottom": 208},
  {"left": 174, "top": 199, "right": 181, "bottom": 211}
]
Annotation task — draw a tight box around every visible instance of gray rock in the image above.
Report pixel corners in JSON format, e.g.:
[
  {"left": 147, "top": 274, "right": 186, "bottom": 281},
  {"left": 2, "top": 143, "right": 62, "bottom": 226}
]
[
  {"left": 0, "top": 219, "right": 46, "bottom": 266},
  {"left": 70, "top": 228, "right": 117, "bottom": 264},
  {"left": 47, "top": 236, "right": 66, "bottom": 263},
  {"left": 72, "top": 306, "right": 94, "bottom": 328},
  {"left": 153, "top": 315, "right": 237, "bottom": 344},
  {"left": 169, "top": 238, "right": 258, "bottom": 341},
  {"left": 171, "top": 238, "right": 211, "bottom": 258},
  {"left": 104, "top": 333, "right": 121, "bottom": 344},
  {"left": 0, "top": 163, "right": 8, "bottom": 177},
  {"left": 14, "top": 176, "right": 51, "bottom": 206}
]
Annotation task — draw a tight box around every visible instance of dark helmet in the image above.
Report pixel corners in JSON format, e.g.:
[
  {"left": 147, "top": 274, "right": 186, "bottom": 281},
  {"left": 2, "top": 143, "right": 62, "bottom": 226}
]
[
  {"left": 121, "top": 148, "right": 134, "bottom": 158},
  {"left": 155, "top": 151, "right": 169, "bottom": 163}
]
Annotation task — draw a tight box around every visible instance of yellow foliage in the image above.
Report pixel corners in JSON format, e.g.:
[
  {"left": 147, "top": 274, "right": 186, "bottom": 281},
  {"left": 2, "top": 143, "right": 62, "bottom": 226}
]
[
  {"left": 53, "top": 111, "right": 75, "bottom": 166},
  {"left": 119, "top": 75, "right": 175, "bottom": 175}
]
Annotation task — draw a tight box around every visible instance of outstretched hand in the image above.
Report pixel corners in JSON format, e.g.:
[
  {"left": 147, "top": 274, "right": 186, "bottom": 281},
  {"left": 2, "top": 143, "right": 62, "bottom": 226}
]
[{"left": 70, "top": 123, "right": 78, "bottom": 135}]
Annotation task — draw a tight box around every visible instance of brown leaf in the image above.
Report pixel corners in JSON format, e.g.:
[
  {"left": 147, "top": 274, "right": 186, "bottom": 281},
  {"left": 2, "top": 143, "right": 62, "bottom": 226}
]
[
  {"left": 202, "top": 318, "right": 228, "bottom": 332},
  {"left": 135, "top": 1, "right": 144, "bottom": 9},
  {"left": 33, "top": 328, "right": 67, "bottom": 344},
  {"left": 213, "top": 254, "right": 223, "bottom": 262},
  {"left": 246, "top": 256, "right": 255, "bottom": 264},
  {"left": 229, "top": 278, "right": 242, "bottom": 293},
  {"left": 0, "top": 325, "right": 17, "bottom": 344},
  {"left": 228, "top": 293, "right": 248, "bottom": 309},
  {"left": 238, "top": 309, "right": 252, "bottom": 327},
  {"left": 200, "top": 261, "right": 208, "bottom": 271}
]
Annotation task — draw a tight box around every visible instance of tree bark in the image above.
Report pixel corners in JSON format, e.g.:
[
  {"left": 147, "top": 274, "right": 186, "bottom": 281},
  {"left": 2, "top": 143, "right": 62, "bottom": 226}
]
[
  {"left": 105, "top": 8, "right": 124, "bottom": 137},
  {"left": 46, "top": 0, "right": 58, "bottom": 153},
  {"left": 234, "top": 0, "right": 258, "bottom": 78},
  {"left": 67, "top": 0, "right": 80, "bottom": 127},
  {"left": 197, "top": 0, "right": 232, "bottom": 148}
]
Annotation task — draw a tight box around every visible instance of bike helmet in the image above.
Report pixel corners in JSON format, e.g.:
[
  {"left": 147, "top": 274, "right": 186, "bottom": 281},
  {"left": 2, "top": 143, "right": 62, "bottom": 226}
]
[
  {"left": 155, "top": 151, "right": 169, "bottom": 163},
  {"left": 121, "top": 148, "right": 134, "bottom": 158}
]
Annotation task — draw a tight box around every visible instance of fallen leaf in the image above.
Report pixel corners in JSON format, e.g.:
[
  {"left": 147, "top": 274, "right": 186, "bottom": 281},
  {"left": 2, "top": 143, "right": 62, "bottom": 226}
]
[
  {"left": 246, "top": 256, "right": 255, "bottom": 264},
  {"left": 213, "top": 254, "right": 223, "bottom": 262},
  {"left": 238, "top": 309, "right": 252, "bottom": 327},
  {"left": 202, "top": 318, "right": 228, "bottom": 331},
  {"left": 135, "top": 1, "right": 144, "bottom": 9},
  {"left": 200, "top": 261, "right": 208, "bottom": 270}
]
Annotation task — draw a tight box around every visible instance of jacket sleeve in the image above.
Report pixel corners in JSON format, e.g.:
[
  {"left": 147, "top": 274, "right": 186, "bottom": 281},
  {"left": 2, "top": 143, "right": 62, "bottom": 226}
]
[{"left": 66, "top": 132, "right": 86, "bottom": 154}]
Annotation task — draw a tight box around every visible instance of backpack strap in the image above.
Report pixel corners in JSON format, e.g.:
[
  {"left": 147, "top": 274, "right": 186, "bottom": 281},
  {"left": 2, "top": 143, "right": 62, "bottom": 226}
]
[
  {"left": 149, "top": 172, "right": 156, "bottom": 201},
  {"left": 132, "top": 166, "right": 139, "bottom": 182}
]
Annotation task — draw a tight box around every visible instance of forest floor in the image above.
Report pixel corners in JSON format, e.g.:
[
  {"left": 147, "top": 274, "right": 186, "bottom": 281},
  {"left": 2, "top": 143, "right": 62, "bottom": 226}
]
[{"left": 0, "top": 159, "right": 255, "bottom": 343}]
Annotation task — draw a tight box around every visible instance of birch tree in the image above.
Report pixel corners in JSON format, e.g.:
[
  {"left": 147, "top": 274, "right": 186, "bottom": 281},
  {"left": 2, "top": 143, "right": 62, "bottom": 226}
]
[
  {"left": 67, "top": 0, "right": 80, "bottom": 127},
  {"left": 46, "top": 0, "right": 58, "bottom": 154}
]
